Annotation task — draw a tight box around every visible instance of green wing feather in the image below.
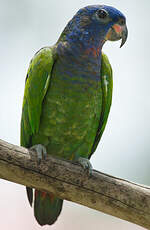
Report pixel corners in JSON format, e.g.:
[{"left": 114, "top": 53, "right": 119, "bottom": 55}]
[
  {"left": 21, "top": 47, "right": 63, "bottom": 224},
  {"left": 20, "top": 47, "right": 55, "bottom": 148},
  {"left": 89, "top": 52, "right": 113, "bottom": 158},
  {"left": 21, "top": 46, "right": 55, "bottom": 207}
]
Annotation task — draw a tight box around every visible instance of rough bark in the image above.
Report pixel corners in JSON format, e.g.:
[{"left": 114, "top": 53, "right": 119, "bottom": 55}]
[{"left": 0, "top": 138, "right": 150, "bottom": 229}]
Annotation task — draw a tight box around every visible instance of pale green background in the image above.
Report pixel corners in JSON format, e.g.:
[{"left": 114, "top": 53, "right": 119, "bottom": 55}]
[{"left": 0, "top": 0, "right": 149, "bottom": 229}]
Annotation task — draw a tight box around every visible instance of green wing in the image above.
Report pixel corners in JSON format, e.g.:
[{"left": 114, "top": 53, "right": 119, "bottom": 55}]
[
  {"left": 89, "top": 53, "right": 113, "bottom": 158},
  {"left": 20, "top": 47, "right": 55, "bottom": 148}
]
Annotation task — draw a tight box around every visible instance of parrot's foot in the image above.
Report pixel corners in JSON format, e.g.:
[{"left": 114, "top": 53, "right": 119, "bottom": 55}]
[
  {"left": 30, "top": 144, "right": 47, "bottom": 163},
  {"left": 77, "top": 157, "right": 93, "bottom": 175}
]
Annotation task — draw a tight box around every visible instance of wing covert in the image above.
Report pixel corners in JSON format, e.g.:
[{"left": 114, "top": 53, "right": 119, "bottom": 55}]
[
  {"left": 20, "top": 47, "right": 55, "bottom": 147},
  {"left": 89, "top": 53, "right": 113, "bottom": 158}
]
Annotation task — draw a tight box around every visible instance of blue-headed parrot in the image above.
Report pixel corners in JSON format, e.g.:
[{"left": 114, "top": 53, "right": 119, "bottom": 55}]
[{"left": 21, "top": 4, "right": 128, "bottom": 226}]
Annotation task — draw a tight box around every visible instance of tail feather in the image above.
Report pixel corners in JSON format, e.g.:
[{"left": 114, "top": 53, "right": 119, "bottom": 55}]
[{"left": 34, "top": 190, "right": 63, "bottom": 226}]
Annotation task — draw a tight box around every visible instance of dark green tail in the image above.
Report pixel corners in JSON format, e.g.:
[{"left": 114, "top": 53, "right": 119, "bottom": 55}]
[{"left": 26, "top": 187, "right": 63, "bottom": 226}]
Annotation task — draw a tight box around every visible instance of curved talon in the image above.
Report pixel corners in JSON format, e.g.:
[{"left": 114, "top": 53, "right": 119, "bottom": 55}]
[
  {"left": 77, "top": 157, "right": 93, "bottom": 175},
  {"left": 30, "top": 144, "right": 47, "bottom": 163}
]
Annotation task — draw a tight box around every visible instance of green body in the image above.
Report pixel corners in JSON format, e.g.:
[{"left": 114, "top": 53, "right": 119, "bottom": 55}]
[
  {"left": 21, "top": 47, "right": 112, "bottom": 159},
  {"left": 21, "top": 46, "right": 113, "bottom": 225}
]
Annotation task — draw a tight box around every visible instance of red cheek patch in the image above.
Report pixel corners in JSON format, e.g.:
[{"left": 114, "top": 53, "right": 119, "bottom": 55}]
[{"left": 113, "top": 24, "right": 122, "bottom": 33}]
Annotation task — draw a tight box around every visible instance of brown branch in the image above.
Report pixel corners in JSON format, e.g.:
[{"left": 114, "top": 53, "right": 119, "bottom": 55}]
[{"left": 0, "top": 138, "right": 149, "bottom": 229}]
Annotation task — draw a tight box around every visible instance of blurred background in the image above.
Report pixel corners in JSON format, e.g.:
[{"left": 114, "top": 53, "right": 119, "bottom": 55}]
[{"left": 0, "top": 0, "right": 149, "bottom": 229}]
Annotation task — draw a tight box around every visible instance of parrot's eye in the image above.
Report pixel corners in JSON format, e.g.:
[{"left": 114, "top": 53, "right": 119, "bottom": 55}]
[{"left": 97, "top": 9, "right": 108, "bottom": 19}]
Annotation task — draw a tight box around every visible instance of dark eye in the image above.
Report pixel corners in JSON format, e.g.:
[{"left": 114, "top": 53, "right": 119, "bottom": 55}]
[{"left": 97, "top": 9, "right": 108, "bottom": 19}]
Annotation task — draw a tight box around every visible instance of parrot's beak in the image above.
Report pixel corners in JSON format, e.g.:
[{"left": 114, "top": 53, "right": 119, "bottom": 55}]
[{"left": 106, "top": 22, "right": 128, "bottom": 48}]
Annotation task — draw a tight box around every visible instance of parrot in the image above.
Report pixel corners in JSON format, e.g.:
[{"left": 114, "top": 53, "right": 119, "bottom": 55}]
[{"left": 20, "top": 4, "right": 128, "bottom": 226}]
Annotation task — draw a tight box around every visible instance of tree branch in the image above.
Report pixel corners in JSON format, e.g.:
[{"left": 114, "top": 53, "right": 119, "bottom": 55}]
[{"left": 0, "top": 139, "right": 150, "bottom": 229}]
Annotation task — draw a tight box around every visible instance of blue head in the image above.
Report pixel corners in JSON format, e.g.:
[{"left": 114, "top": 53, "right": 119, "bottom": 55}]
[{"left": 60, "top": 5, "right": 128, "bottom": 49}]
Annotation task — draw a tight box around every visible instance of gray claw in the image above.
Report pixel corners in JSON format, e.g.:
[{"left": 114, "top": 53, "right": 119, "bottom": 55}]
[
  {"left": 30, "top": 144, "right": 47, "bottom": 163},
  {"left": 77, "top": 157, "right": 93, "bottom": 175}
]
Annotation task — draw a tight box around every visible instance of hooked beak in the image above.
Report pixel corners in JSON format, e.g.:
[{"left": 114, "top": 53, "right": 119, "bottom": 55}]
[{"left": 106, "top": 22, "right": 128, "bottom": 48}]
